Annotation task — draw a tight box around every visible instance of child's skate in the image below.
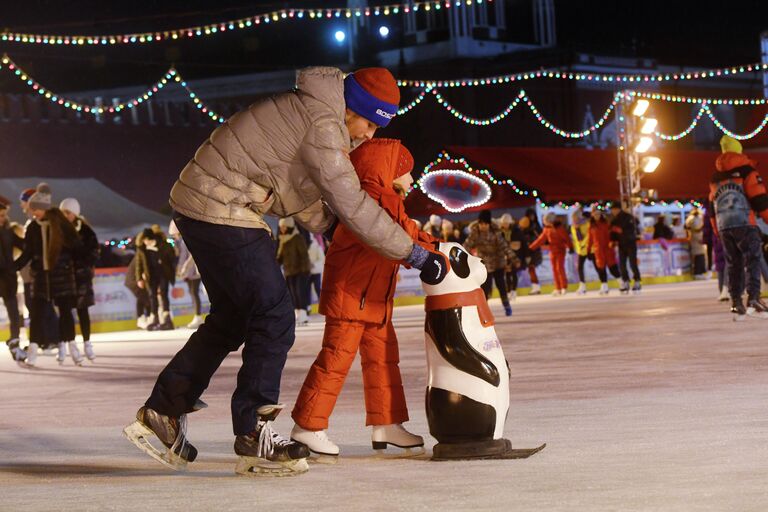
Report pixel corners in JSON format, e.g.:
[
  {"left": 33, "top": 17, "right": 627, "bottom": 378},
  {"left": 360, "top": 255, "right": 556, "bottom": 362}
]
[
  {"left": 290, "top": 425, "right": 339, "bottom": 464},
  {"left": 371, "top": 424, "right": 425, "bottom": 458},
  {"left": 234, "top": 404, "right": 309, "bottom": 477},
  {"left": 123, "top": 406, "right": 198, "bottom": 471}
]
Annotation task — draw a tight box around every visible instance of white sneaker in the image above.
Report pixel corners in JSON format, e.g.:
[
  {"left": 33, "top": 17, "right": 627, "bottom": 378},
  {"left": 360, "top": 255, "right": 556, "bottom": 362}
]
[
  {"left": 83, "top": 341, "right": 95, "bottom": 361},
  {"left": 529, "top": 283, "right": 541, "bottom": 295},
  {"left": 599, "top": 283, "right": 610, "bottom": 295},
  {"left": 26, "top": 342, "right": 39, "bottom": 366},
  {"left": 290, "top": 424, "right": 339, "bottom": 457},
  {"left": 137, "top": 315, "right": 148, "bottom": 330},
  {"left": 186, "top": 315, "right": 204, "bottom": 329},
  {"left": 68, "top": 341, "right": 84, "bottom": 366},
  {"left": 57, "top": 342, "right": 67, "bottom": 365},
  {"left": 577, "top": 282, "right": 587, "bottom": 295},
  {"left": 371, "top": 424, "right": 424, "bottom": 453}
]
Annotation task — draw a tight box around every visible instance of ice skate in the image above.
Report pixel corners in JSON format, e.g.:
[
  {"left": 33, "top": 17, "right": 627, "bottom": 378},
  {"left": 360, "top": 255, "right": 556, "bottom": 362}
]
[
  {"left": 619, "top": 280, "right": 630, "bottom": 294},
  {"left": 186, "top": 315, "right": 204, "bottom": 329},
  {"left": 576, "top": 282, "right": 587, "bottom": 295},
  {"left": 718, "top": 287, "right": 729, "bottom": 302},
  {"left": 371, "top": 424, "right": 425, "bottom": 457},
  {"left": 234, "top": 404, "right": 309, "bottom": 477},
  {"left": 83, "top": 341, "right": 95, "bottom": 361},
  {"left": 507, "top": 290, "right": 517, "bottom": 302},
  {"left": 529, "top": 283, "right": 541, "bottom": 295},
  {"left": 599, "top": 283, "right": 610, "bottom": 295},
  {"left": 57, "top": 341, "right": 67, "bottom": 365},
  {"left": 136, "top": 314, "right": 149, "bottom": 330},
  {"left": 295, "top": 309, "right": 309, "bottom": 327},
  {"left": 68, "top": 341, "right": 84, "bottom": 366},
  {"left": 122, "top": 407, "right": 198, "bottom": 471},
  {"left": 551, "top": 288, "right": 561, "bottom": 297},
  {"left": 156, "top": 311, "right": 175, "bottom": 331},
  {"left": 731, "top": 297, "right": 747, "bottom": 322},
  {"left": 6, "top": 339, "right": 27, "bottom": 366},
  {"left": 42, "top": 346, "right": 55, "bottom": 356},
  {"left": 631, "top": 281, "right": 642, "bottom": 294},
  {"left": 25, "top": 342, "right": 38, "bottom": 367},
  {"left": 746, "top": 298, "right": 768, "bottom": 319},
  {"left": 290, "top": 424, "right": 339, "bottom": 463}
]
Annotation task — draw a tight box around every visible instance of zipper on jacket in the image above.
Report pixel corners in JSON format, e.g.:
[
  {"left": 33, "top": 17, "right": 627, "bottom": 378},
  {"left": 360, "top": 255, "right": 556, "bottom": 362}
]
[{"left": 359, "top": 271, "right": 377, "bottom": 310}]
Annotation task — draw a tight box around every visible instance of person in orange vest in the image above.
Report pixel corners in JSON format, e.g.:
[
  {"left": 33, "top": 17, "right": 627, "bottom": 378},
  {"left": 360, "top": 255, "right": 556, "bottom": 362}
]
[
  {"left": 290, "top": 139, "right": 438, "bottom": 460},
  {"left": 709, "top": 135, "right": 768, "bottom": 319},
  {"left": 529, "top": 212, "right": 573, "bottom": 295}
]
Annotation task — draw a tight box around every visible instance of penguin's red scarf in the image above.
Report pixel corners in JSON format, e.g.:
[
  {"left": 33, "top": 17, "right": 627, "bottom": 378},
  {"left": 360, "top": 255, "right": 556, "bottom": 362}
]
[{"left": 424, "top": 288, "right": 495, "bottom": 328}]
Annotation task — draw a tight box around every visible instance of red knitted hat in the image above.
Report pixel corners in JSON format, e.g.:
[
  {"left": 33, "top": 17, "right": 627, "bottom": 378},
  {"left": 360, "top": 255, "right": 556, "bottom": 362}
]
[{"left": 352, "top": 67, "right": 400, "bottom": 106}]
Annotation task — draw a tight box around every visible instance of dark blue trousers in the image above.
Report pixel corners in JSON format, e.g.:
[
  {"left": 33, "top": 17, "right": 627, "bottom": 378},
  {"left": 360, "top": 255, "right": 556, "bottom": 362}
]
[
  {"left": 145, "top": 213, "right": 295, "bottom": 435},
  {"left": 721, "top": 225, "right": 763, "bottom": 301}
]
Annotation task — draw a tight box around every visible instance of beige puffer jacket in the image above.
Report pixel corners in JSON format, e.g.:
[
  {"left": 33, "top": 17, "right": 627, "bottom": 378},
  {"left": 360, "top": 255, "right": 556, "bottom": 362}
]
[{"left": 169, "top": 66, "right": 413, "bottom": 261}]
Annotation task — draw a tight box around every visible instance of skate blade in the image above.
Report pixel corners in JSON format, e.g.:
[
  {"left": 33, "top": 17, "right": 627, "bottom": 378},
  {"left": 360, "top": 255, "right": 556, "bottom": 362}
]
[
  {"left": 733, "top": 314, "right": 747, "bottom": 322},
  {"left": 372, "top": 445, "right": 426, "bottom": 459},
  {"left": 235, "top": 456, "right": 309, "bottom": 477},
  {"left": 122, "top": 421, "right": 187, "bottom": 471},
  {"left": 308, "top": 453, "right": 339, "bottom": 465}
]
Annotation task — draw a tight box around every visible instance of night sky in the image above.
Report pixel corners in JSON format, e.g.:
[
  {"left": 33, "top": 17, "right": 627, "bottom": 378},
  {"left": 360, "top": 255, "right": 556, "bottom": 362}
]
[{"left": 0, "top": 0, "right": 765, "bottom": 92}]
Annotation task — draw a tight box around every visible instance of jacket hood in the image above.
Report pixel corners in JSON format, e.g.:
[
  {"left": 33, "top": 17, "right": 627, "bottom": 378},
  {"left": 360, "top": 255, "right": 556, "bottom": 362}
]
[
  {"left": 716, "top": 152, "right": 756, "bottom": 172},
  {"left": 349, "top": 138, "right": 413, "bottom": 189},
  {"left": 295, "top": 66, "right": 346, "bottom": 122}
]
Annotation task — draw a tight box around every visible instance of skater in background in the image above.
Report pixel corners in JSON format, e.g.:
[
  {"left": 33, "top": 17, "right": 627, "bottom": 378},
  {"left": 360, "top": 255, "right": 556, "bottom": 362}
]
[
  {"left": 439, "top": 219, "right": 460, "bottom": 243},
  {"left": 306, "top": 233, "right": 326, "bottom": 312},
  {"left": 423, "top": 214, "right": 442, "bottom": 239},
  {"left": 519, "top": 210, "right": 543, "bottom": 294},
  {"left": 170, "top": 221, "right": 204, "bottom": 329},
  {"left": 529, "top": 212, "right": 573, "bottom": 296},
  {"left": 685, "top": 208, "right": 708, "bottom": 279},
  {"left": 498, "top": 214, "right": 521, "bottom": 300},
  {"left": 135, "top": 228, "right": 176, "bottom": 331},
  {"left": 60, "top": 198, "right": 99, "bottom": 362},
  {"left": 14, "top": 184, "right": 83, "bottom": 366},
  {"left": 291, "top": 139, "right": 431, "bottom": 458},
  {"left": 464, "top": 209, "right": 515, "bottom": 316},
  {"left": 653, "top": 215, "right": 674, "bottom": 240},
  {"left": 709, "top": 135, "right": 768, "bottom": 318},
  {"left": 0, "top": 196, "right": 25, "bottom": 363},
  {"left": 125, "top": 230, "right": 152, "bottom": 330},
  {"left": 570, "top": 206, "right": 594, "bottom": 295},
  {"left": 588, "top": 207, "right": 620, "bottom": 295},
  {"left": 277, "top": 217, "right": 311, "bottom": 327},
  {"left": 610, "top": 203, "right": 642, "bottom": 294}
]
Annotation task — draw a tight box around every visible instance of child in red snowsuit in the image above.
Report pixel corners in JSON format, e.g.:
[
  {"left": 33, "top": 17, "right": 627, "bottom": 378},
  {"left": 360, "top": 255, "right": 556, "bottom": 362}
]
[
  {"left": 291, "top": 138, "right": 436, "bottom": 459},
  {"left": 588, "top": 208, "right": 620, "bottom": 293},
  {"left": 529, "top": 213, "right": 573, "bottom": 295}
]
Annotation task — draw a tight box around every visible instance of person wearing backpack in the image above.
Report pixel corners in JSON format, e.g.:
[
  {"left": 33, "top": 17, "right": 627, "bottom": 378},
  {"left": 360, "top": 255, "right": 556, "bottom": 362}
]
[{"left": 708, "top": 135, "right": 768, "bottom": 320}]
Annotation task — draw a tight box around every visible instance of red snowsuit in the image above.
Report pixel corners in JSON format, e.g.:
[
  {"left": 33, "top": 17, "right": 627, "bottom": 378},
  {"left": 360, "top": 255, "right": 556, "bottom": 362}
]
[
  {"left": 588, "top": 218, "right": 617, "bottom": 270},
  {"left": 292, "top": 139, "right": 435, "bottom": 431},
  {"left": 529, "top": 222, "right": 572, "bottom": 291}
]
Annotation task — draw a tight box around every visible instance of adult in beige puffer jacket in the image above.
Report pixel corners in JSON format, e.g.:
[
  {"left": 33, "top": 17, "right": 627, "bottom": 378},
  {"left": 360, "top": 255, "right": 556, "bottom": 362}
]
[{"left": 129, "top": 66, "right": 449, "bottom": 475}]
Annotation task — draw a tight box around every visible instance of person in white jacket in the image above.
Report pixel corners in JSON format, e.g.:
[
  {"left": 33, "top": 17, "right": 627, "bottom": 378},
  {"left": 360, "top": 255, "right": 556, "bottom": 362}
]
[{"left": 306, "top": 233, "right": 326, "bottom": 312}]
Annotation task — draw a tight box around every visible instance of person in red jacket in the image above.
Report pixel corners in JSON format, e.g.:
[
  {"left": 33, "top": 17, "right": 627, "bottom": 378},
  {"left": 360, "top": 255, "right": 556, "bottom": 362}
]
[
  {"left": 529, "top": 213, "right": 573, "bottom": 295},
  {"left": 588, "top": 208, "right": 621, "bottom": 295},
  {"left": 290, "top": 138, "right": 436, "bottom": 459},
  {"left": 709, "top": 135, "right": 768, "bottom": 319}
]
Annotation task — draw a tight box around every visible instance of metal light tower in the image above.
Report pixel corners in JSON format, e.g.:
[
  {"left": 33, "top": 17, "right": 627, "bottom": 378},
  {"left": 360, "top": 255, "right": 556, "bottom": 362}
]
[{"left": 616, "top": 92, "right": 660, "bottom": 210}]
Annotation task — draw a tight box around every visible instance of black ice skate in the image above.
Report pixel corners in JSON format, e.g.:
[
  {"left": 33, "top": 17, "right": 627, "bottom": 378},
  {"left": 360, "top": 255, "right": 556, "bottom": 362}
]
[
  {"left": 6, "top": 338, "right": 27, "bottom": 366},
  {"left": 731, "top": 297, "right": 747, "bottom": 322},
  {"left": 619, "top": 280, "right": 630, "bottom": 294},
  {"left": 122, "top": 406, "right": 198, "bottom": 471},
  {"left": 746, "top": 298, "right": 768, "bottom": 319},
  {"left": 234, "top": 404, "right": 310, "bottom": 477}
]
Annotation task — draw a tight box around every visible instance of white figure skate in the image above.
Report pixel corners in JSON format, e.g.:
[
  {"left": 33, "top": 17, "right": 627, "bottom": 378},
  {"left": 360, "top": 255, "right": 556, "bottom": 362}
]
[
  {"left": 290, "top": 425, "right": 339, "bottom": 463},
  {"left": 186, "top": 315, "right": 204, "bottom": 329},
  {"left": 576, "top": 282, "right": 587, "bottom": 295},
  {"left": 371, "top": 424, "right": 425, "bottom": 457},
  {"left": 599, "top": 283, "right": 610, "bottom": 295},
  {"left": 68, "top": 341, "right": 84, "bottom": 366},
  {"left": 56, "top": 342, "right": 67, "bottom": 365},
  {"left": 25, "top": 342, "right": 39, "bottom": 367},
  {"left": 83, "top": 341, "right": 95, "bottom": 361}
]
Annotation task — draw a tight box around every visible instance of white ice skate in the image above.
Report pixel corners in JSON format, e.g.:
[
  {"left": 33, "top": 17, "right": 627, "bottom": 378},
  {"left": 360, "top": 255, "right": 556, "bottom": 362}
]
[
  {"left": 57, "top": 342, "right": 67, "bottom": 365},
  {"left": 186, "top": 315, "right": 204, "bottom": 329},
  {"left": 371, "top": 424, "right": 425, "bottom": 457},
  {"left": 529, "top": 283, "right": 541, "bottom": 295},
  {"left": 507, "top": 290, "right": 517, "bottom": 302},
  {"left": 551, "top": 288, "right": 561, "bottom": 297},
  {"left": 25, "top": 342, "right": 38, "bottom": 367},
  {"left": 68, "top": 341, "right": 84, "bottom": 366},
  {"left": 290, "top": 425, "right": 339, "bottom": 463},
  {"left": 83, "top": 341, "right": 95, "bottom": 361},
  {"left": 718, "top": 288, "right": 729, "bottom": 302},
  {"left": 234, "top": 405, "right": 309, "bottom": 477},
  {"left": 295, "top": 309, "right": 309, "bottom": 327},
  {"left": 137, "top": 314, "right": 149, "bottom": 330},
  {"left": 599, "top": 283, "right": 610, "bottom": 295},
  {"left": 577, "top": 282, "right": 587, "bottom": 295},
  {"left": 746, "top": 299, "right": 768, "bottom": 319}
]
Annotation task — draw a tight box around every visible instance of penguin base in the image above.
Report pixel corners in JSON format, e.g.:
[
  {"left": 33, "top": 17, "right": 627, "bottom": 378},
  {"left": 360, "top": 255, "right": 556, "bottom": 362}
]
[{"left": 431, "top": 438, "right": 545, "bottom": 461}]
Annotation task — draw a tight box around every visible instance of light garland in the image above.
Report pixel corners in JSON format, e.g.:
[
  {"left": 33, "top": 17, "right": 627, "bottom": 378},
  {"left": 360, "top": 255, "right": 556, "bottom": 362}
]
[
  {"left": 0, "top": 1, "right": 492, "bottom": 46},
  {"left": 431, "top": 88, "right": 523, "bottom": 125},
  {"left": 654, "top": 104, "right": 708, "bottom": 141},
  {"left": 630, "top": 90, "right": 767, "bottom": 106},
  {"left": 413, "top": 150, "right": 538, "bottom": 197},
  {"left": 703, "top": 104, "right": 768, "bottom": 140},
  {"left": 397, "top": 62, "right": 768, "bottom": 88},
  {"left": 0, "top": 54, "right": 225, "bottom": 123},
  {"left": 537, "top": 199, "right": 704, "bottom": 210},
  {"left": 522, "top": 90, "right": 620, "bottom": 138},
  {"left": 417, "top": 169, "right": 493, "bottom": 213},
  {"left": 396, "top": 87, "right": 431, "bottom": 115}
]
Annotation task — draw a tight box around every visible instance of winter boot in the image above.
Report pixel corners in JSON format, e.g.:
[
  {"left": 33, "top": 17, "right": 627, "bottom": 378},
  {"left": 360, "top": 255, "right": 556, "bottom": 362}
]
[
  {"left": 145, "top": 314, "right": 159, "bottom": 331},
  {"left": 529, "top": 283, "right": 541, "bottom": 295},
  {"left": 83, "top": 341, "right": 95, "bottom": 361},
  {"left": 25, "top": 342, "right": 38, "bottom": 366},
  {"left": 577, "top": 282, "right": 587, "bottom": 295},
  {"left": 68, "top": 341, "right": 84, "bottom": 366},
  {"left": 136, "top": 314, "right": 149, "bottom": 330},
  {"left": 186, "top": 315, "right": 204, "bottom": 329},
  {"left": 57, "top": 342, "right": 67, "bottom": 365},
  {"left": 6, "top": 338, "right": 27, "bottom": 365},
  {"left": 158, "top": 311, "right": 175, "bottom": 331},
  {"left": 746, "top": 297, "right": 768, "bottom": 319},
  {"left": 123, "top": 407, "right": 198, "bottom": 471},
  {"left": 296, "top": 309, "right": 309, "bottom": 327},
  {"left": 371, "top": 424, "right": 424, "bottom": 457},
  {"left": 290, "top": 424, "right": 340, "bottom": 462},
  {"left": 731, "top": 297, "right": 747, "bottom": 322},
  {"left": 234, "top": 405, "right": 310, "bottom": 477},
  {"left": 599, "top": 283, "right": 610, "bottom": 295}
]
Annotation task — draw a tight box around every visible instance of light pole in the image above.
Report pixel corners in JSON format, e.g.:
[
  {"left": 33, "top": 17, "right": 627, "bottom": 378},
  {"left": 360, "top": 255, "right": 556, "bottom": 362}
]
[{"left": 616, "top": 92, "right": 660, "bottom": 211}]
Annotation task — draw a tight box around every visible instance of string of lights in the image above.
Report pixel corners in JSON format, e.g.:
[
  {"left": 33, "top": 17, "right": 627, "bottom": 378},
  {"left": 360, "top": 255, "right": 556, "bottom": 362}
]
[
  {"left": 537, "top": 199, "right": 704, "bottom": 210},
  {"left": 630, "top": 90, "right": 767, "bottom": 106},
  {"left": 0, "top": 0, "right": 492, "bottom": 46}
]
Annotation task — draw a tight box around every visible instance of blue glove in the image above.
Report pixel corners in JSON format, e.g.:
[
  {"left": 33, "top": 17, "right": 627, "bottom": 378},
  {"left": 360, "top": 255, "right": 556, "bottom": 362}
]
[{"left": 406, "top": 244, "right": 449, "bottom": 285}]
